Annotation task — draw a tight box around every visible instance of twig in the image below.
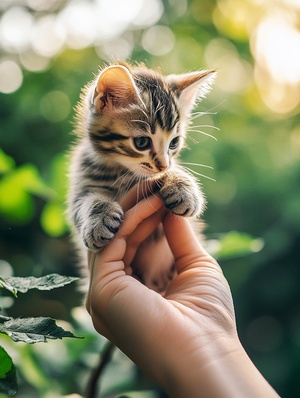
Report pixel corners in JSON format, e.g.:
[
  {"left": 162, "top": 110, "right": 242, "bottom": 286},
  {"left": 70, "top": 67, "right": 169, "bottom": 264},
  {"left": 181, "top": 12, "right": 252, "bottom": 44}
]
[{"left": 86, "top": 341, "right": 116, "bottom": 398}]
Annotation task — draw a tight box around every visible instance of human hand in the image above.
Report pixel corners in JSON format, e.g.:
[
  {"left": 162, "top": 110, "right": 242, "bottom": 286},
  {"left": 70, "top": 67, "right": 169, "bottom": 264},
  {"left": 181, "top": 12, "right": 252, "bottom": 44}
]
[{"left": 86, "top": 190, "right": 279, "bottom": 398}]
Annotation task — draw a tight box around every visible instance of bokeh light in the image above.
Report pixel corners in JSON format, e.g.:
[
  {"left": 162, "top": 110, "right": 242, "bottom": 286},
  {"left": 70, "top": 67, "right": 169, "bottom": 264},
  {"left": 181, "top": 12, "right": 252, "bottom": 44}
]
[
  {"left": 40, "top": 90, "right": 71, "bottom": 123},
  {"left": 205, "top": 38, "right": 252, "bottom": 93},
  {"left": 253, "top": 12, "right": 300, "bottom": 85},
  {"left": 31, "top": 15, "right": 66, "bottom": 57},
  {"left": 19, "top": 50, "right": 51, "bottom": 72},
  {"left": 142, "top": 25, "right": 175, "bottom": 56},
  {"left": 0, "top": 59, "right": 23, "bottom": 93},
  {"left": 26, "top": 0, "right": 63, "bottom": 11},
  {"left": 1, "top": 0, "right": 297, "bottom": 115},
  {"left": 0, "top": 6, "right": 33, "bottom": 53},
  {"left": 251, "top": 9, "right": 300, "bottom": 114},
  {"left": 57, "top": 1, "right": 98, "bottom": 49},
  {"left": 97, "top": 35, "right": 134, "bottom": 61},
  {"left": 131, "top": 0, "right": 164, "bottom": 27}
]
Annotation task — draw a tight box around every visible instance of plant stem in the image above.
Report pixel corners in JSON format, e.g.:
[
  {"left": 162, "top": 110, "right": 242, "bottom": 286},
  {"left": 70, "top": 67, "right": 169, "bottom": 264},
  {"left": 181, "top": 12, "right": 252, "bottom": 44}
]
[{"left": 86, "top": 341, "right": 115, "bottom": 398}]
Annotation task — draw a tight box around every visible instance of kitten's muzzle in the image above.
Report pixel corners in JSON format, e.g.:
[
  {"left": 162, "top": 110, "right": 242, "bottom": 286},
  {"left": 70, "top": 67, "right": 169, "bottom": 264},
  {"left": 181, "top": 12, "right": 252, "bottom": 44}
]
[{"left": 140, "top": 162, "right": 168, "bottom": 173}]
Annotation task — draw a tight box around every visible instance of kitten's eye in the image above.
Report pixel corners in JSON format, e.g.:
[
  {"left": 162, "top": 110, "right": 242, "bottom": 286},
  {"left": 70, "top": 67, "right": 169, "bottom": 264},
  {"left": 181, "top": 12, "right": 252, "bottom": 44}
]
[
  {"left": 169, "top": 137, "right": 180, "bottom": 150},
  {"left": 133, "top": 136, "right": 151, "bottom": 150}
]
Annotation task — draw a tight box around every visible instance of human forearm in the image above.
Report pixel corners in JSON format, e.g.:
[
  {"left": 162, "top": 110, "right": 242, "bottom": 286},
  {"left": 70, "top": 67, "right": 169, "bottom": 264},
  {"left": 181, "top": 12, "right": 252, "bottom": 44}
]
[{"left": 163, "top": 336, "right": 280, "bottom": 398}]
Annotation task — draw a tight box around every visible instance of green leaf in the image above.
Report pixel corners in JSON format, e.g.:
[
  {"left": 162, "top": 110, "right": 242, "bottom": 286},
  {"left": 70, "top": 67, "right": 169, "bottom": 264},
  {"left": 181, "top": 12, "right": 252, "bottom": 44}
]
[
  {"left": 0, "top": 163, "right": 55, "bottom": 224},
  {"left": 0, "top": 346, "right": 18, "bottom": 396},
  {"left": 46, "top": 153, "right": 68, "bottom": 202},
  {"left": 0, "top": 347, "right": 14, "bottom": 379},
  {"left": 0, "top": 278, "right": 17, "bottom": 298},
  {"left": 40, "top": 153, "right": 69, "bottom": 237},
  {"left": 0, "top": 149, "right": 15, "bottom": 174},
  {"left": 2, "top": 274, "right": 78, "bottom": 295},
  {"left": 0, "top": 174, "right": 34, "bottom": 223},
  {"left": 19, "top": 164, "right": 55, "bottom": 200},
  {"left": 0, "top": 315, "right": 80, "bottom": 343},
  {"left": 214, "top": 231, "right": 264, "bottom": 260},
  {"left": 40, "top": 201, "right": 68, "bottom": 237},
  {"left": 16, "top": 345, "right": 51, "bottom": 391}
]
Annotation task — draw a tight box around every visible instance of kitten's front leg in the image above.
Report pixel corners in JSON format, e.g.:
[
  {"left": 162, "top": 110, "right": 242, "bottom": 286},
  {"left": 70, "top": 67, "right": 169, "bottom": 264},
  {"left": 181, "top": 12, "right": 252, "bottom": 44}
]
[
  {"left": 159, "top": 167, "right": 205, "bottom": 217},
  {"left": 72, "top": 192, "right": 124, "bottom": 251}
]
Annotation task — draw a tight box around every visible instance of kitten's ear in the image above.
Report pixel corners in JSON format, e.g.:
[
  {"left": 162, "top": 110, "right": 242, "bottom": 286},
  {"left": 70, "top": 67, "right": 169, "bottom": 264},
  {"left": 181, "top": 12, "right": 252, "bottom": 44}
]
[
  {"left": 92, "top": 65, "right": 141, "bottom": 111},
  {"left": 167, "top": 70, "right": 216, "bottom": 116}
]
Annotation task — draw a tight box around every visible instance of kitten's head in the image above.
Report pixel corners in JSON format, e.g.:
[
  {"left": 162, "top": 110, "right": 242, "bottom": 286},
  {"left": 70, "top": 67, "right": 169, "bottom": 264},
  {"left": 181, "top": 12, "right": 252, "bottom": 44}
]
[{"left": 84, "top": 62, "right": 215, "bottom": 176}]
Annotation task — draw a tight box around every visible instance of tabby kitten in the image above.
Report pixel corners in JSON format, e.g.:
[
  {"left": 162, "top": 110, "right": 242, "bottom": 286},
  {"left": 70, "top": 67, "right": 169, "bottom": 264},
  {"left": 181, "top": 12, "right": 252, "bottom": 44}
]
[{"left": 68, "top": 62, "right": 215, "bottom": 287}]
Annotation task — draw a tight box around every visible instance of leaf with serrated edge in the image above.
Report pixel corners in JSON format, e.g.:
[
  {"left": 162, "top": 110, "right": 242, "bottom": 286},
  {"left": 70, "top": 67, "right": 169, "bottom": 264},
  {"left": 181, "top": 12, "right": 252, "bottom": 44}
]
[
  {"left": 2, "top": 274, "right": 78, "bottom": 295},
  {"left": 0, "top": 316, "right": 81, "bottom": 344},
  {"left": 0, "top": 278, "right": 17, "bottom": 297}
]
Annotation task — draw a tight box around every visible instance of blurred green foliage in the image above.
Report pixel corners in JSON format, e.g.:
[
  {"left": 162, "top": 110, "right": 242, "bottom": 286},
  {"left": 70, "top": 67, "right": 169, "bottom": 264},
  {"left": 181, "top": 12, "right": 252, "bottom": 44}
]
[{"left": 1, "top": 0, "right": 300, "bottom": 396}]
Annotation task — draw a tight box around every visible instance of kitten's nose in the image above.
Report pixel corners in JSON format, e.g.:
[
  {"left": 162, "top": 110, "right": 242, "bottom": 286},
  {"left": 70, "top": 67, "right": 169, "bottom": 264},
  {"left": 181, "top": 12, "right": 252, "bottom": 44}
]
[
  {"left": 158, "top": 164, "right": 168, "bottom": 171},
  {"left": 156, "top": 162, "right": 168, "bottom": 172},
  {"left": 155, "top": 157, "right": 169, "bottom": 172}
]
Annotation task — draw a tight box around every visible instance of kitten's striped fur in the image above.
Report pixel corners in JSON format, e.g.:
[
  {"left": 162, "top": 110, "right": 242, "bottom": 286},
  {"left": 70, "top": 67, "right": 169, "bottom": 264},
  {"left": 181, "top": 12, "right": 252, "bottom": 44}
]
[{"left": 68, "top": 62, "right": 215, "bottom": 288}]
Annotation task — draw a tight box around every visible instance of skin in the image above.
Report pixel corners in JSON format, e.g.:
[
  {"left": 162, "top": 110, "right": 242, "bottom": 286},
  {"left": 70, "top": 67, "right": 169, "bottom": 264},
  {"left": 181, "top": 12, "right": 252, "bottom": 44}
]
[{"left": 86, "top": 188, "right": 280, "bottom": 398}]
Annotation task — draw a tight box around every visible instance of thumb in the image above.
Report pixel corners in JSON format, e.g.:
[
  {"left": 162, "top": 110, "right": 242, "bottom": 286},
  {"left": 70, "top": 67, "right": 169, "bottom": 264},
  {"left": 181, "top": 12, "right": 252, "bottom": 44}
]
[{"left": 163, "top": 213, "right": 214, "bottom": 273}]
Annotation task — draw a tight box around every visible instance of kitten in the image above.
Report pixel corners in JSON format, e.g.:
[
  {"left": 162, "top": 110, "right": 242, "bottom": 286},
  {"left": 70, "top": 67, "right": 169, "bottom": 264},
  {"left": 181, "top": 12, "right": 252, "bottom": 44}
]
[{"left": 68, "top": 62, "right": 215, "bottom": 291}]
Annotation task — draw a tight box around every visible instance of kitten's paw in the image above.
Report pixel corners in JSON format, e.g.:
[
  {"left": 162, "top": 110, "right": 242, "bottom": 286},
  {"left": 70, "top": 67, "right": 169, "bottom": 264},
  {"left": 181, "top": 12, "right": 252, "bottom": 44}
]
[
  {"left": 160, "top": 183, "right": 205, "bottom": 217},
  {"left": 81, "top": 201, "right": 124, "bottom": 250}
]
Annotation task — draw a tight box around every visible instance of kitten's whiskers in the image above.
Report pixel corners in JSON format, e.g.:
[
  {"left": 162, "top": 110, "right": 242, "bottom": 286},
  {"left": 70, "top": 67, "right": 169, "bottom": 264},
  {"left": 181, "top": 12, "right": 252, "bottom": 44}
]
[
  {"left": 110, "top": 169, "right": 133, "bottom": 200},
  {"left": 182, "top": 165, "right": 216, "bottom": 182},
  {"left": 190, "top": 111, "right": 217, "bottom": 121},
  {"left": 180, "top": 161, "right": 213, "bottom": 169},
  {"left": 191, "top": 124, "right": 220, "bottom": 131},
  {"left": 190, "top": 100, "right": 225, "bottom": 121},
  {"left": 187, "top": 128, "right": 218, "bottom": 141},
  {"left": 186, "top": 136, "right": 199, "bottom": 144}
]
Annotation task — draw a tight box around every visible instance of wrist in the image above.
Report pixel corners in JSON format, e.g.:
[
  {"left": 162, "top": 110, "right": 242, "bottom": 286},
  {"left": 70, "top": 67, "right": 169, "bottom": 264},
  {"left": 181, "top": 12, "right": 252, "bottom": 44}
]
[{"left": 162, "top": 334, "right": 279, "bottom": 398}]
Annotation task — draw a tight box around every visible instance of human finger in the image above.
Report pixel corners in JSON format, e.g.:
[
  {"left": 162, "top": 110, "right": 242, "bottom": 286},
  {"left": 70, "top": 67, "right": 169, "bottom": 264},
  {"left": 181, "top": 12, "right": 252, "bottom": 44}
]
[
  {"left": 163, "top": 212, "right": 220, "bottom": 274},
  {"left": 123, "top": 205, "right": 166, "bottom": 267},
  {"left": 87, "top": 194, "right": 164, "bottom": 306},
  {"left": 119, "top": 180, "right": 158, "bottom": 212},
  {"left": 87, "top": 197, "right": 167, "bottom": 337},
  {"left": 117, "top": 194, "right": 163, "bottom": 241},
  {"left": 91, "top": 194, "right": 164, "bottom": 270}
]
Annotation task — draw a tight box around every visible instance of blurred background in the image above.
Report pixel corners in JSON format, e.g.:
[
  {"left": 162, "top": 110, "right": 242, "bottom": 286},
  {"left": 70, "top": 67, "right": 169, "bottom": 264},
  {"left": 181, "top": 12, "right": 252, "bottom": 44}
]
[{"left": 0, "top": 0, "right": 299, "bottom": 397}]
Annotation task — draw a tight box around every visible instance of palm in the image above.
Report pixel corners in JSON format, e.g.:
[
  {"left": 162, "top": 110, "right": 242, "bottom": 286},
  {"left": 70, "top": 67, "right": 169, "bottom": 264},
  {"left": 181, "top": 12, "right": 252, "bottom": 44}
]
[
  {"left": 121, "top": 205, "right": 236, "bottom": 335},
  {"left": 165, "top": 261, "right": 235, "bottom": 334}
]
